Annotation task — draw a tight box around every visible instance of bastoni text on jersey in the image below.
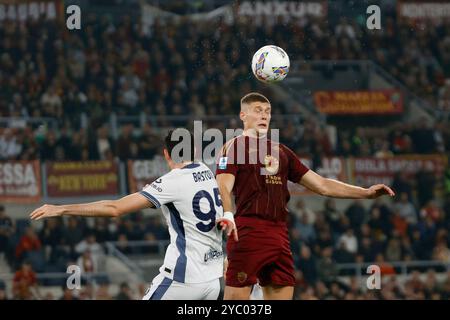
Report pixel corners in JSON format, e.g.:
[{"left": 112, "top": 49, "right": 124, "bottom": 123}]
[{"left": 192, "top": 170, "right": 214, "bottom": 183}]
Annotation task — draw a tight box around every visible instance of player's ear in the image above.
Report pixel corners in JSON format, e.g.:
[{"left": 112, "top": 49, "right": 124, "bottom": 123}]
[
  {"left": 239, "top": 110, "right": 246, "bottom": 122},
  {"left": 163, "top": 148, "right": 171, "bottom": 162}
]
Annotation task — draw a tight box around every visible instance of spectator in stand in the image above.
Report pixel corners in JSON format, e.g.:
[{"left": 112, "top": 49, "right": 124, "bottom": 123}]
[
  {"left": 12, "top": 261, "right": 39, "bottom": 300},
  {"left": 90, "top": 124, "right": 114, "bottom": 160},
  {"left": 0, "top": 205, "right": 14, "bottom": 256},
  {"left": 392, "top": 192, "right": 417, "bottom": 225},
  {"left": 60, "top": 285, "right": 79, "bottom": 300},
  {"left": 374, "top": 253, "right": 396, "bottom": 276},
  {"left": 75, "top": 234, "right": 104, "bottom": 272},
  {"left": 292, "top": 199, "right": 316, "bottom": 225},
  {"left": 337, "top": 228, "right": 358, "bottom": 255},
  {"left": 39, "top": 218, "right": 63, "bottom": 248},
  {"left": 297, "top": 244, "right": 318, "bottom": 286},
  {"left": 323, "top": 198, "right": 344, "bottom": 234},
  {"left": 76, "top": 250, "right": 98, "bottom": 274},
  {"left": 95, "top": 282, "right": 113, "bottom": 300},
  {"left": 0, "top": 128, "right": 23, "bottom": 160},
  {"left": 293, "top": 212, "right": 317, "bottom": 244},
  {"left": 420, "top": 200, "right": 443, "bottom": 223},
  {"left": 0, "top": 280, "right": 8, "bottom": 300},
  {"left": 115, "top": 282, "right": 134, "bottom": 300},
  {"left": 345, "top": 200, "right": 368, "bottom": 231},
  {"left": 432, "top": 241, "right": 450, "bottom": 264},
  {"left": 62, "top": 217, "right": 86, "bottom": 248},
  {"left": 15, "top": 227, "right": 42, "bottom": 263},
  {"left": 316, "top": 246, "right": 339, "bottom": 284}
]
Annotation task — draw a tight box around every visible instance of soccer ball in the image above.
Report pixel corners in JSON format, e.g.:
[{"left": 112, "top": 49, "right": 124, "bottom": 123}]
[{"left": 251, "top": 45, "right": 290, "bottom": 83}]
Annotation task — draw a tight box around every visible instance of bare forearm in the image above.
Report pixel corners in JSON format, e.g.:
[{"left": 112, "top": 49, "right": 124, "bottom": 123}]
[
  {"left": 60, "top": 200, "right": 119, "bottom": 218},
  {"left": 220, "top": 191, "right": 235, "bottom": 213},
  {"left": 322, "top": 178, "right": 369, "bottom": 199},
  {"left": 216, "top": 174, "right": 236, "bottom": 213}
]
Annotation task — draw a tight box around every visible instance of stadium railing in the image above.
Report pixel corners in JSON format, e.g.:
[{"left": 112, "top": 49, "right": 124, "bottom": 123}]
[{"left": 336, "top": 260, "right": 450, "bottom": 279}]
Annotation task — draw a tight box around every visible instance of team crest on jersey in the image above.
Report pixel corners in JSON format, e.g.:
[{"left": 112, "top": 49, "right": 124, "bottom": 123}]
[
  {"left": 219, "top": 157, "right": 228, "bottom": 169},
  {"left": 237, "top": 272, "right": 247, "bottom": 283},
  {"left": 264, "top": 155, "right": 279, "bottom": 175}
]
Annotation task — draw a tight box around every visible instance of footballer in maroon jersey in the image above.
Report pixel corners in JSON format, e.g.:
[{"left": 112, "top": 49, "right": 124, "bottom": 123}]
[{"left": 216, "top": 92, "right": 395, "bottom": 300}]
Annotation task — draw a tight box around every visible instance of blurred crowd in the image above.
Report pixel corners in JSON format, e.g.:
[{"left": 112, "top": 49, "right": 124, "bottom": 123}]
[
  {"left": 0, "top": 202, "right": 168, "bottom": 300},
  {"left": 294, "top": 270, "right": 450, "bottom": 300},
  {"left": 1, "top": 13, "right": 449, "bottom": 120},
  {"left": 1, "top": 117, "right": 449, "bottom": 163},
  {"left": 0, "top": 14, "right": 450, "bottom": 163},
  {"left": 1, "top": 6, "right": 450, "bottom": 300},
  {"left": 1, "top": 182, "right": 450, "bottom": 299}
]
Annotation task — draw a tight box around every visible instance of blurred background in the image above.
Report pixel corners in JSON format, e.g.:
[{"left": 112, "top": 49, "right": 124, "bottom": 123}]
[{"left": 0, "top": 0, "right": 449, "bottom": 300}]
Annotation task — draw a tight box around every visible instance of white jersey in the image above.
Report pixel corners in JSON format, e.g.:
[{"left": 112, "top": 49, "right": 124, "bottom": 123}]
[{"left": 140, "top": 162, "right": 224, "bottom": 284}]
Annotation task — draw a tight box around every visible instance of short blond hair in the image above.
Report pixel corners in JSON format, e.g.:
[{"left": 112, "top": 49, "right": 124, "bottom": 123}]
[{"left": 240, "top": 92, "right": 270, "bottom": 109}]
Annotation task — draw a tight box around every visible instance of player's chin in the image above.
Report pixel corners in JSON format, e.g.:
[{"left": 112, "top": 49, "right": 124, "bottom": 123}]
[{"left": 256, "top": 126, "right": 269, "bottom": 135}]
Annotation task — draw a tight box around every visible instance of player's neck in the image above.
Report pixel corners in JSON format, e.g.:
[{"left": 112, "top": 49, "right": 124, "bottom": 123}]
[
  {"left": 243, "top": 128, "right": 268, "bottom": 139},
  {"left": 172, "top": 161, "right": 194, "bottom": 170}
]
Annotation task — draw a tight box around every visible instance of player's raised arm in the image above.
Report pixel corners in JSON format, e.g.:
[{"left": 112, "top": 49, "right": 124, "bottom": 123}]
[
  {"left": 299, "top": 170, "right": 395, "bottom": 199},
  {"left": 30, "top": 192, "right": 154, "bottom": 221},
  {"left": 216, "top": 173, "right": 238, "bottom": 241},
  {"left": 216, "top": 173, "right": 235, "bottom": 213}
]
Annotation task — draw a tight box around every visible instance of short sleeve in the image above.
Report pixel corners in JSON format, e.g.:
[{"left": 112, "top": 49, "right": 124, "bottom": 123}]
[
  {"left": 284, "top": 145, "right": 309, "bottom": 183},
  {"left": 140, "top": 175, "right": 176, "bottom": 208},
  {"left": 215, "top": 139, "right": 238, "bottom": 176}
]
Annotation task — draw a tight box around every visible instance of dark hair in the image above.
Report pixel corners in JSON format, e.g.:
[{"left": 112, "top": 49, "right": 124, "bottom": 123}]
[
  {"left": 164, "top": 129, "right": 195, "bottom": 162},
  {"left": 240, "top": 92, "right": 270, "bottom": 106}
]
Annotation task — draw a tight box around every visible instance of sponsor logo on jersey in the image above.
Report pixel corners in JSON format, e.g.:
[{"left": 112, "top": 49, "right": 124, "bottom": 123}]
[
  {"left": 154, "top": 178, "right": 162, "bottom": 184},
  {"left": 218, "top": 157, "right": 228, "bottom": 170},
  {"left": 150, "top": 182, "right": 162, "bottom": 192},
  {"left": 204, "top": 248, "right": 224, "bottom": 263}
]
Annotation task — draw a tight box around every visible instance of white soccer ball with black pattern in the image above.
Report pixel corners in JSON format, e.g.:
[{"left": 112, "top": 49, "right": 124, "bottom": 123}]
[{"left": 251, "top": 45, "right": 290, "bottom": 83}]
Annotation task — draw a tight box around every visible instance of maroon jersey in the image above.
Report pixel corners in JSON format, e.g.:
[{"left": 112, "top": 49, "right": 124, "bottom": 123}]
[{"left": 215, "top": 135, "right": 309, "bottom": 222}]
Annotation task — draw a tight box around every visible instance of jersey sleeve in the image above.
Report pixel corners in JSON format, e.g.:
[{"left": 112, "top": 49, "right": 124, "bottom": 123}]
[
  {"left": 284, "top": 145, "right": 309, "bottom": 183},
  {"left": 139, "top": 174, "right": 177, "bottom": 208},
  {"left": 215, "top": 138, "right": 238, "bottom": 176}
]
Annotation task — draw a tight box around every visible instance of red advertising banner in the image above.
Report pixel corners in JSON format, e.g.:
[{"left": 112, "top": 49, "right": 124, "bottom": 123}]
[
  {"left": 314, "top": 90, "right": 403, "bottom": 115},
  {"left": 0, "top": 160, "right": 41, "bottom": 203},
  {"left": 351, "top": 155, "right": 447, "bottom": 187},
  {"left": 0, "top": 0, "right": 65, "bottom": 22},
  {"left": 289, "top": 157, "right": 349, "bottom": 195},
  {"left": 46, "top": 161, "right": 118, "bottom": 197},
  {"left": 127, "top": 157, "right": 169, "bottom": 193}
]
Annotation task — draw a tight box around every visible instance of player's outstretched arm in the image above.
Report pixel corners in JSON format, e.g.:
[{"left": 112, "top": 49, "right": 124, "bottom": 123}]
[
  {"left": 30, "top": 192, "right": 154, "bottom": 221},
  {"left": 216, "top": 173, "right": 238, "bottom": 241},
  {"left": 299, "top": 170, "right": 395, "bottom": 199}
]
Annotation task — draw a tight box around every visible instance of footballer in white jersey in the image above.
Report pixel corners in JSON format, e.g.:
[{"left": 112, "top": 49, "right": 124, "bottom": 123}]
[
  {"left": 141, "top": 161, "right": 225, "bottom": 300},
  {"left": 30, "top": 129, "right": 237, "bottom": 300}
]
